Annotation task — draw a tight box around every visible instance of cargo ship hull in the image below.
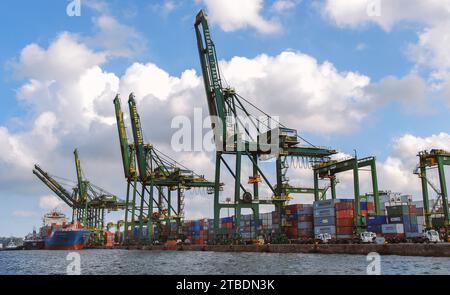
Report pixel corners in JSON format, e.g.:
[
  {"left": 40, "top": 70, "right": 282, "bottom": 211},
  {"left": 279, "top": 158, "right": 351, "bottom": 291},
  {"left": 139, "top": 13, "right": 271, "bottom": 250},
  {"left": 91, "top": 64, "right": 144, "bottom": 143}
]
[
  {"left": 45, "top": 229, "right": 90, "bottom": 250},
  {"left": 23, "top": 240, "right": 45, "bottom": 250}
]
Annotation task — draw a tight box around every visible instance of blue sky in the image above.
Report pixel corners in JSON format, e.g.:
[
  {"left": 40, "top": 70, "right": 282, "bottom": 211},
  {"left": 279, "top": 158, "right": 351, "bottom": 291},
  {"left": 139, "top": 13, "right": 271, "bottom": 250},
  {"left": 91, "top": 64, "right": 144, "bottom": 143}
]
[{"left": 1, "top": 0, "right": 449, "bottom": 236}]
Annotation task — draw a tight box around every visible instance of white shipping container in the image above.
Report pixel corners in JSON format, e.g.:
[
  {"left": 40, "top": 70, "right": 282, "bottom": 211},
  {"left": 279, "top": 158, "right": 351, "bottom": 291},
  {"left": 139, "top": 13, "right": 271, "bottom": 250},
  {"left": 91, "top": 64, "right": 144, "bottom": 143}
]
[
  {"left": 382, "top": 223, "right": 404, "bottom": 234},
  {"left": 417, "top": 216, "right": 425, "bottom": 226},
  {"left": 418, "top": 224, "right": 424, "bottom": 233}
]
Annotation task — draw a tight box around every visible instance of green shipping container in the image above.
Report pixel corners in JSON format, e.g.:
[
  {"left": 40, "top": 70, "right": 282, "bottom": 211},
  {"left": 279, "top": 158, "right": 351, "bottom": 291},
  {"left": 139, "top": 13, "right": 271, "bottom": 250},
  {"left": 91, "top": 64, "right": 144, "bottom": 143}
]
[{"left": 432, "top": 217, "right": 445, "bottom": 228}]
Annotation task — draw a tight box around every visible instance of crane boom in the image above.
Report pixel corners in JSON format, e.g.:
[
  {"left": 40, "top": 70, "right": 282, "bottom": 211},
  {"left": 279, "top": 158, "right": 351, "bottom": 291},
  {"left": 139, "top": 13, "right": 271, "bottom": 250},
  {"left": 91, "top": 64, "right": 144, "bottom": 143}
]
[
  {"left": 195, "top": 10, "right": 226, "bottom": 141},
  {"left": 74, "top": 149, "right": 86, "bottom": 202},
  {"left": 113, "top": 94, "right": 132, "bottom": 179},
  {"left": 32, "top": 165, "right": 76, "bottom": 207},
  {"left": 128, "top": 93, "right": 147, "bottom": 182}
]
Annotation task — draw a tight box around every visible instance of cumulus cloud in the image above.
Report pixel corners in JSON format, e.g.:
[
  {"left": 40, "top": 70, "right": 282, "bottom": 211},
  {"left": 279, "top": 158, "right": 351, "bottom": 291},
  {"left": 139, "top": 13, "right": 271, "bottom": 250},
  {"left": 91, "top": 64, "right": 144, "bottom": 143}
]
[
  {"left": 321, "top": 0, "right": 450, "bottom": 66},
  {"left": 86, "top": 15, "right": 147, "bottom": 58},
  {"left": 320, "top": 0, "right": 450, "bottom": 106},
  {"left": 364, "top": 73, "right": 428, "bottom": 111},
  {"left": 271, "top": 0, "right": 300, "bottom": 12},
  {"left": 407, "top": 21, "right": 450, "bottom": 71},
  {"left": 200, "top": 0, "right": 281, "bottom": 33},
  {"left": 219, "top": 51, "right": 371, "bottom": 134},
  {"left": 321, "top": 0, "right": 450, "bottom": 31},
  {"left": 39, "top": 195, "right": 67, "bottom": 210},
  {"left": 378, "top": 133, "right": 450, "bottom": 198},
  {"left": 152, "top": 0, "right": 180, "bottom": 16},
  {"left": 2, "top": 5, "right": 446, "bottom": 225}
]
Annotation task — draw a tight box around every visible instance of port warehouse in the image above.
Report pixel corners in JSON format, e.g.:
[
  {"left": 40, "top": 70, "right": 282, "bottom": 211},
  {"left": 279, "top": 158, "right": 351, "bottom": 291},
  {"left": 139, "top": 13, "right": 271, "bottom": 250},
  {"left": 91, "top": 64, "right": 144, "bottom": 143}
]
[{"left": 31, "top": 10, "right": 450, "bottom": 248}]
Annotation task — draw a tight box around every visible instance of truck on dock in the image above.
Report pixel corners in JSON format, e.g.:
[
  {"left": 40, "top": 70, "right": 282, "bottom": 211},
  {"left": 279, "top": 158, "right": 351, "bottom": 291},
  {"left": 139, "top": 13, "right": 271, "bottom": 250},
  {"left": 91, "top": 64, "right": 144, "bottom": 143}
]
[{"left": 405, "top": 230, "right": 441, "bottom": 243}]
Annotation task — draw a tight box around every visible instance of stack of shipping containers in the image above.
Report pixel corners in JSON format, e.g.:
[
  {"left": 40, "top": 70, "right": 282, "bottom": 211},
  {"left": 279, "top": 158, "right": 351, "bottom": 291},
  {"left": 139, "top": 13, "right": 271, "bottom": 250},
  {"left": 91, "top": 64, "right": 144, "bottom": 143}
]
[
  {"left": 259, "top": 212, "right": 274, "bottom": 238},
  {"left": 239, "top": 214, "right": 256, "bottom": 241},
  {"left": 335, "top": 200, "right": 354, "bottom": 239},
  {"left": 382, "top": 205, "right": 419, "bottom": 239},
  {"left": 284, "top": 204, "right": 314, "bottom": 240},
  {"left": 313, "top": 200, "right": 337, "bottom": 239},
  {"left": 136, "top": 196, "right": 432, "bottom": 244}
]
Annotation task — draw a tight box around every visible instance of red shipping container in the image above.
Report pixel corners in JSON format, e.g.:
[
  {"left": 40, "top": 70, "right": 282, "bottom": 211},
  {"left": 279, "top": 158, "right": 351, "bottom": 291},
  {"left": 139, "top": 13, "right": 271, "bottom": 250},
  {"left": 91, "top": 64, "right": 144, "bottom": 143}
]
[
  {"left": 336, "top": 218, "right": 354, "bottom": 227},
  {"left": 335, "top": 202, "right": 354, "bottom": 210},
  {"left": 409, "top": 205, "right": 417, "bottom": 214},
  {"left": 336, "top": 210, "right": 354, "bottom": 219},
  {"left": 336, "top": 226, "right": 353, "bottom": 235},
  {"left": 285, "top": 227, "right": 298, "bottom": 239},
  {"left": 367, "top": 202, "right": 374, "bottom": 211},
  {"left": 360, "top": 210, "right": 368, "bottom": 217}
]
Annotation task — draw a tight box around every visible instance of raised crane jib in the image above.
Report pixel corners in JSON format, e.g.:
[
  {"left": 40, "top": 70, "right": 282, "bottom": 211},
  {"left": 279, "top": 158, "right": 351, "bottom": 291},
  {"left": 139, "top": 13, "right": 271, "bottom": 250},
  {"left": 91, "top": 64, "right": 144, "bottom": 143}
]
[
  {"left": 74, "top": 149, "right": 88, "bottom": 202},
  {"left": 113, "top": 94, "right": 132, "bottom": 179},
  {"left": 195, "top": 10, "right": 227, "bottom": 141},
  {"left": 128, "top": 93, "right": 147, "bottom": 182},
  {"left": 32, "top": 165, "right": 76, "bottom": 207}
]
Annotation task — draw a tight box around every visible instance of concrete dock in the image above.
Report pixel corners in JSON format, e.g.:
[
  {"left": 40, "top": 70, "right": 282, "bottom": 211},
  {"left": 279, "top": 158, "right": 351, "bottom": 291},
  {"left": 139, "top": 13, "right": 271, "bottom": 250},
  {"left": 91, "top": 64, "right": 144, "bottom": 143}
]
[{"left": 98, "top": 243, "right": 450, "bottom": 257}]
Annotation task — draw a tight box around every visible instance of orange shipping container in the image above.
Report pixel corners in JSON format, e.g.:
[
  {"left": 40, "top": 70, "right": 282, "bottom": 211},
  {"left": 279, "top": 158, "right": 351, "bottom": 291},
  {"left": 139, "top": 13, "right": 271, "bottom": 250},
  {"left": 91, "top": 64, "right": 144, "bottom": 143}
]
[
  {"left": 336, "top": 209, "right": 354, "bottom": 219},
  {"left": 335, "top": 202, "right": 354, "bottom": 211},
  {"left": 165, "top": 240, "right": 178, "bottom": 246},
  {"left": 336, "top": 218, "right": 354, "bottom": 227}
]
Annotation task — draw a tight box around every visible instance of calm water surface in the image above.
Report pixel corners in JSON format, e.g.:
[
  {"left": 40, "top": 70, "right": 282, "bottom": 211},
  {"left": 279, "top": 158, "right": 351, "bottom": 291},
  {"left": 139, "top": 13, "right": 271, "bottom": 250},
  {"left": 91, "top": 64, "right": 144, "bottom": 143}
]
[{"left": 0, "top": 250, "right": 449, "bottom": 275}]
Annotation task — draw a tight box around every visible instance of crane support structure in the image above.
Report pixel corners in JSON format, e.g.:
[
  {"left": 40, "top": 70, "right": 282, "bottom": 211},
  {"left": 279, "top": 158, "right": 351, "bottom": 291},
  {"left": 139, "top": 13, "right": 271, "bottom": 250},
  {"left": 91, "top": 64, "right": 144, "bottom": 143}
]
[
  {"left": 113, "top": 93, "right": 217, "bottom": 245},
  {"left": 416, "top": 149, "right": 450, "bottom": 230},
  {"left": 313, "top": 156, "right": 380, "bottom": 233},
  {"left": 195, "top": 10, "right": 336, "bottom": 241},
  {"left": 33, "top": 150, "right": 125, "bottom": 233}
]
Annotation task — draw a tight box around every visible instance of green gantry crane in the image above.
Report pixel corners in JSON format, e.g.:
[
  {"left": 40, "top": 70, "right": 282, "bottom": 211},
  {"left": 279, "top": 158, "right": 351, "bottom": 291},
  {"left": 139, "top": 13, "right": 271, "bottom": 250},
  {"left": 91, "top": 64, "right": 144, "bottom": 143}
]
[
  {"left": 415, "top": 149, "right": 450, "bottom": 233},
  {"left": 33, "top": 149, "right": 125, "bottom": 232},
  {"left": 113, "top": 94, "right": 217, "bottom": 244},
  {"left": 313, "top": 156, "right": 381, "bottom": 234},
  {"left": 194, "top": 10, "right": 336, "bottom": 241}
]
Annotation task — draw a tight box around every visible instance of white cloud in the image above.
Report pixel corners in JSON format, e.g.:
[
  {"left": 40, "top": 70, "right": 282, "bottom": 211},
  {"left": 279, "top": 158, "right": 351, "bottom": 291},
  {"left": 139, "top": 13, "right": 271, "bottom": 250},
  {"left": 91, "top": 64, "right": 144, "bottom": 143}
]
[
  {"left": 200, "top": 0, "right": 281, "bottom": 33},
  {"left": 364, "top": 73, "right": 428, "bottom": 111},
  {"left": 321, "top": 1, "right": 450, "bottom": 72},
  {"left": 39, "top": 195, "right": 67, "bottom": 210},
  {"left": 3, "top": 9, "right": 446, "bottom": 225},
  {"left": 86, "top": 15, "right": 147, "bottom": 58},
  {"left": 219, "top": 51, "right": 372, "bottom": 134},
  {"left": 356, "top": 42, "right": 367, "bottom": 51},
  {"left": 407, "top": 21, "right": 450, "bottom": 71},
  {"left": 152, "top": 0, "right": 179, "bottom": 16},
  {"left": 321, "top": 0, "right": 450, "bottom": 31},
  {"left": 271, "top": 0, "right": 300, "bottom": 12},
  {"left": 378, "top": 133, "right": 450, "bottom": 197},
  {"left": 15, "top": 32, "right": 106, "bottom": 82},
  {"left": 321, "top": 0, "right": 450, "bottom": 105}
]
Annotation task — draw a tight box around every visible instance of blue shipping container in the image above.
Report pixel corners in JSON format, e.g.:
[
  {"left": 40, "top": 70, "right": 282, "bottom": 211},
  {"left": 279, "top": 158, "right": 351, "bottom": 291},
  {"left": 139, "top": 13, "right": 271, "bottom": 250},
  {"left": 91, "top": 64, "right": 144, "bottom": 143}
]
[
  {"left": 314, "top": 208, "right": 335, "bottom": 218},
  {"left": 360, "top": 202, "right": 367, "bottom": 210},
  {"left": 297, "top": 207, "right": 313, "bottom": 215},
  {"left": 367, "top": 215, "right": 387, "bottom": 225},
  {"left": 367, "top": 225, "right": 382, "bottom": 233},
  {"left": 298, "top": 222, "right": 313, "bottom": 229},
  {"left": 314, "top": 217, "right": 335, "bottom": 226},
  {"left": 388, "top": 215, "right": 404, "bottom": 224}
]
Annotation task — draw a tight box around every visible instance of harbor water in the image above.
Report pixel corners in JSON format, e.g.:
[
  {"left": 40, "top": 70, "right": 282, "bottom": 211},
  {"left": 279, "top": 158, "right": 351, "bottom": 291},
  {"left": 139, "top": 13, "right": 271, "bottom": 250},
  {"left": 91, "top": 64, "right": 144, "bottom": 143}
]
[{"left": 1, "top": 250, "right": 449, "bottom": 275}]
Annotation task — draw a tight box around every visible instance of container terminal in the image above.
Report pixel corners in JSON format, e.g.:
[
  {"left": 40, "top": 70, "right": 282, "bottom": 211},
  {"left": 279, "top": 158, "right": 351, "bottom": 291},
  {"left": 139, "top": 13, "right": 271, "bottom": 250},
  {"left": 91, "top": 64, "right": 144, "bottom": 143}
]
[{"left": 24, "top": 10, "right": 450, "bottom": 256}]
